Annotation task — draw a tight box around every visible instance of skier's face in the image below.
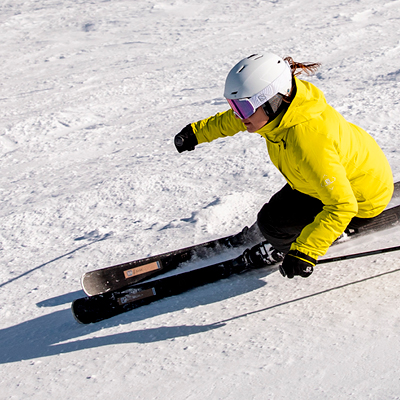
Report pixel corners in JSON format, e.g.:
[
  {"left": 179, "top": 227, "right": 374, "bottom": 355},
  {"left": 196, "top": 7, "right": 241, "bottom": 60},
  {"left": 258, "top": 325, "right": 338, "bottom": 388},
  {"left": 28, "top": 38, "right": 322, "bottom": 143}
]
[{"left": 238, "top": 106, "right": 269, "bottom": 132}]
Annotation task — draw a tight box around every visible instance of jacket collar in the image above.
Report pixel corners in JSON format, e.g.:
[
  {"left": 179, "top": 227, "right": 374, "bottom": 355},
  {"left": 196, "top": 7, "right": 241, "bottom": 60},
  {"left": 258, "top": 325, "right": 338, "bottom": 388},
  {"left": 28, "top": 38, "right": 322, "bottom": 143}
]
[{"left": 256, "top": 76, "right": 327, "bottom": 143}]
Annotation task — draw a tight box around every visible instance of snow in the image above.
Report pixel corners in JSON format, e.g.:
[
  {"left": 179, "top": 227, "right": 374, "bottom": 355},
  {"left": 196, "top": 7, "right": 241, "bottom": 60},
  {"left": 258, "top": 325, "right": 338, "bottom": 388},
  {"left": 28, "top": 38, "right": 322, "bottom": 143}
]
[{"left": 1, "top": 0, "right": 400, "bottom": 398}]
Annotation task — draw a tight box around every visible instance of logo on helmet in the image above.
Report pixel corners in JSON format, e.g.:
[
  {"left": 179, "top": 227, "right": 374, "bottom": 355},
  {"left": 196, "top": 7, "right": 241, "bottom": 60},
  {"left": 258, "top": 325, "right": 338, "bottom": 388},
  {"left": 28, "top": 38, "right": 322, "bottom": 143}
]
[{"left": 258, "top": 94, "right": 267, "bottom": 102}]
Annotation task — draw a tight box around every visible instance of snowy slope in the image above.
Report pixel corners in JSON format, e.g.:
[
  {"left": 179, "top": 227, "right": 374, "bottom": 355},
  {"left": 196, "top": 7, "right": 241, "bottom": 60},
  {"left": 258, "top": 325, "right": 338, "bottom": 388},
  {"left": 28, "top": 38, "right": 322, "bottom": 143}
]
[{"left": 1, "top": 0, "right": 400, "bottom": 398}]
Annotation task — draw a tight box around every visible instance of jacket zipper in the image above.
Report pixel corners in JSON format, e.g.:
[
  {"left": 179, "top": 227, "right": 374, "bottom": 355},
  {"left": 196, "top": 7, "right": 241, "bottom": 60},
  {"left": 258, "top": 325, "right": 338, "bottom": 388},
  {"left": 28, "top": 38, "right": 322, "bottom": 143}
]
[{"left": 277, "top": 139, "right": 293, "bottom": 188}]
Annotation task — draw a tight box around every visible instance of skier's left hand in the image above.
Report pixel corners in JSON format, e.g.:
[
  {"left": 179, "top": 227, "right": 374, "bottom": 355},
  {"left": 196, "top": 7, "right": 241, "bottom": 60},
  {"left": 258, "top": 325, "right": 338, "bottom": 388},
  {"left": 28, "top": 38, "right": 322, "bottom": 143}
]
[
  {"left": 279, "top": 250, "right": 316, "bottom": 279},
  {"left": 174, "top": 124, "right": 198, "bottom": 153}
]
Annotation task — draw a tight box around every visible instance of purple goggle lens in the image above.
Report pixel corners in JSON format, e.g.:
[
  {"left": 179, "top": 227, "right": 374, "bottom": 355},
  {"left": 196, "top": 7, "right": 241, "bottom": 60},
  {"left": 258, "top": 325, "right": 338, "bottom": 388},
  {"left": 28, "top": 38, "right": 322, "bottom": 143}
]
[{"left": 226, "top": 98, "right": 256, "bottom": 120}]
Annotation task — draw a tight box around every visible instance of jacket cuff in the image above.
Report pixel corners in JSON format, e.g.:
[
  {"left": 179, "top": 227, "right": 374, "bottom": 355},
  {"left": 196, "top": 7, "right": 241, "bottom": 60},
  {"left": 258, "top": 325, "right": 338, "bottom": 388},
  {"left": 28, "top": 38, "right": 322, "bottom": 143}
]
[
  {"left": 287, "top": 250, "right": 317, "bottom": 266},
  {"left": 289, "top": 243, "right": 319, "bottom": 263}
]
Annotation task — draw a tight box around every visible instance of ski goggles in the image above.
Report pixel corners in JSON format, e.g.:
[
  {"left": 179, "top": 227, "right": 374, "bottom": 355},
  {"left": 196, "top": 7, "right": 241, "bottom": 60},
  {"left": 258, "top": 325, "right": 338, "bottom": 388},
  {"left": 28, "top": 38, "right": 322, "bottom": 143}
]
[
  {"left": 226, "top": 84, "right": 275, "bottom": 120},
  {"left": 226, "top": 98, "right": 256, "bottom": 120}
]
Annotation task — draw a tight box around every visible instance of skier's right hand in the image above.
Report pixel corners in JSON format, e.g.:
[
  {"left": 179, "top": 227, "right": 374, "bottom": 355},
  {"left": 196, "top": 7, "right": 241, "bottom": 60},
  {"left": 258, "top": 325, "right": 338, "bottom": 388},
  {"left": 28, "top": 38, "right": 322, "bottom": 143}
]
[
  {"left": 279, "top": 250, "right": 315, "bottom": 279},
  {"left": 174, "top": 124, "right": 198, "bottom": 153}
]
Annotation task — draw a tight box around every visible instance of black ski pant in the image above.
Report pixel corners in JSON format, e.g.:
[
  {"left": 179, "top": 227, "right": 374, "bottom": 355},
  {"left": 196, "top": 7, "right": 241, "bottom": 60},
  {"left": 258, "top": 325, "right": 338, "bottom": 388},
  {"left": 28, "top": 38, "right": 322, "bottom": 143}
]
[{"left": 257, "top": 184, "right": 374, "bottom": 254}]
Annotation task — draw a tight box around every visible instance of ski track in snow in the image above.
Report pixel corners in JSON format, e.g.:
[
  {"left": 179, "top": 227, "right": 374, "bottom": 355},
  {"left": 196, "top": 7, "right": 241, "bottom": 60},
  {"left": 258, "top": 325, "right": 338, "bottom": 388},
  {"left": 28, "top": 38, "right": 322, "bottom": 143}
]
[{"left": 1, "top": 0, "right": 400, "bottom": 398}]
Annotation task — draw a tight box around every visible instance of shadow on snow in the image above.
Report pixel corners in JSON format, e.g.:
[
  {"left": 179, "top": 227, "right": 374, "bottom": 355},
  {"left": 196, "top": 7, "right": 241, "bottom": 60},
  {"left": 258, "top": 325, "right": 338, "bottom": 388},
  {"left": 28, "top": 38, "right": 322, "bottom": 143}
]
[{"left": 1, "top": 267, "right": 399, "bottom": 364}]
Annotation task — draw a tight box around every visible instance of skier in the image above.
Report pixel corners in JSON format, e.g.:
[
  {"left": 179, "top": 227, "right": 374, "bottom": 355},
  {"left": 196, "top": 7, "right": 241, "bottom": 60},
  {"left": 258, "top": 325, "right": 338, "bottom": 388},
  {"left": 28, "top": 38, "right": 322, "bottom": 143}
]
[{"left": 174, "top": 53, "right": 393, "bottom": 279}]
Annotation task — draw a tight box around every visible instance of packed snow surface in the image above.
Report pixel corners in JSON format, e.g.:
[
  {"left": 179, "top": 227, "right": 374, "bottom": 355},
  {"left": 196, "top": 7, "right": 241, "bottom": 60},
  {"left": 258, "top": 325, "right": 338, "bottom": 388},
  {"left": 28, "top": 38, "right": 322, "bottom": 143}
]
[{"left": 1, "top": 0, "right": 400, "bottom": 398}]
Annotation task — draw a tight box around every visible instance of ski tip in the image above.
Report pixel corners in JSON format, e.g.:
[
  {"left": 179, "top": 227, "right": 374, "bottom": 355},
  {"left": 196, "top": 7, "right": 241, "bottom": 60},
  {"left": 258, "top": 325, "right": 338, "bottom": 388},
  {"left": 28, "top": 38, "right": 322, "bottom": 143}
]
[
  {"left": 71, "top": 298, "right": 93, "bottom": 324},
  {"left": 80, "top": 273, "right": 100, "bottom": 297},
  {"left": 71, "top": 300, "right": 86, "bottom": 324},
  {"left": 80, "top": 274, "right": 91, "bottom": 297}
]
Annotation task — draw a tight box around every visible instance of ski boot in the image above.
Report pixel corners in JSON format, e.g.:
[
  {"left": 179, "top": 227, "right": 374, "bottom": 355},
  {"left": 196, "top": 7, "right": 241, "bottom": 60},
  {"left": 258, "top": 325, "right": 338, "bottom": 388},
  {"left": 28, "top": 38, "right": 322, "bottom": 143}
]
[{"left": 243, "top": 241, "right": 284, "bottom": 269}]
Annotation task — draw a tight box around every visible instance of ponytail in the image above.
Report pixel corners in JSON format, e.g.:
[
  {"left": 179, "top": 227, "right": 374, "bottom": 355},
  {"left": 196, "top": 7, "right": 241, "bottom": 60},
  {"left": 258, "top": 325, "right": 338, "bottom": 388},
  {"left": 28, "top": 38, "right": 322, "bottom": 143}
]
[{"left": 284, "top": 57, "right": 321, "bottom": 77}]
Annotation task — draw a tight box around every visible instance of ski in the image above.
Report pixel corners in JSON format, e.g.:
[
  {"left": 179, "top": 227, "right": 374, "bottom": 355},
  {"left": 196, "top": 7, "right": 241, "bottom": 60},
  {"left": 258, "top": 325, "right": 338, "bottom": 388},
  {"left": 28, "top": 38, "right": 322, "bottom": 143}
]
[
  {"left": 81, "top": 226, "right": 259, "bottom": 296},
  {"left": 72, "top": 202, "right": 400, "bottom": 324},
  {"left": 73, "top": 254, "right": 250, "bottom": 324},
  {"left": 82, "top": 180, "right": 400, "bottom": 296}
]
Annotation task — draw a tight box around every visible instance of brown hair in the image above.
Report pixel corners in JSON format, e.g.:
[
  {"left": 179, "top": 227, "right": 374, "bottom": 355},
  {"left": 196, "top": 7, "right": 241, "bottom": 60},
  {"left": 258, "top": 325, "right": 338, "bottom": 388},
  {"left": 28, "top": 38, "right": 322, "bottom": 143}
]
[
  {"left": 284, "top": 57, "right": 321, "bottom": 76},
  {"left": 279, "top": 57, "right": 321, "bottom": 102}
]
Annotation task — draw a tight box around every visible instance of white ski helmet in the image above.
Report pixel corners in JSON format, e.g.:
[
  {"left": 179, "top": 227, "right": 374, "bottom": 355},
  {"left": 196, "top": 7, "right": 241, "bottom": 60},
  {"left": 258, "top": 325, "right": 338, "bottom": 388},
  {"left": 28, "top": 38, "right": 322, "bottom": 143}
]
[{"left": 224, "top": 53, "right": 292, "bottom": 120}]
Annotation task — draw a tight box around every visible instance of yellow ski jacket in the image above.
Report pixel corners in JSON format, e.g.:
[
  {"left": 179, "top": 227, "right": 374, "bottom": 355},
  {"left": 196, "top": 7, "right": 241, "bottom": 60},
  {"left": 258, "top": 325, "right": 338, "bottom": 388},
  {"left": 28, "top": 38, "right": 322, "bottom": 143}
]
[{"left": 191, "top": 77, "right": 393, "bottom": 260}]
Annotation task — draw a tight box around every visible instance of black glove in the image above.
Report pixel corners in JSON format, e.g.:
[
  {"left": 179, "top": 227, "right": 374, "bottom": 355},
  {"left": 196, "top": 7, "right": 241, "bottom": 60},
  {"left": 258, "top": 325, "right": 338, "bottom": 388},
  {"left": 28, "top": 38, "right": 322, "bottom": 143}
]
[
  {"left": 174, "top": 124, "right": 198, "bottom": 153},
  {"left": 279, "top": 250, "right": 316, "bottom": 279}
]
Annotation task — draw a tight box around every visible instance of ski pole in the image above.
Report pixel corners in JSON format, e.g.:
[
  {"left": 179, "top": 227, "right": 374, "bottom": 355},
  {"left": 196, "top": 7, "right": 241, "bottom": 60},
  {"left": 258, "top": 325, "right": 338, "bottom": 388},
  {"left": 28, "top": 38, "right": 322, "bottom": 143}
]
[{"left": 318, "top": 245, "right": 400, "bottom": 265}]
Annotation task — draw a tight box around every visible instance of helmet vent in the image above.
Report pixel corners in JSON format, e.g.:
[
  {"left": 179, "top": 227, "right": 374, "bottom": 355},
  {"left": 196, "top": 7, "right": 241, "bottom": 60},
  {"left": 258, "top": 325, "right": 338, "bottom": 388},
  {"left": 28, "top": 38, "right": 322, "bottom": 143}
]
[
  {"left": 237, "top": 65, "right": 246, "bottom": 73},
  {"left": 247, "top": 54, "right": 263, "bottom": 60}
]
